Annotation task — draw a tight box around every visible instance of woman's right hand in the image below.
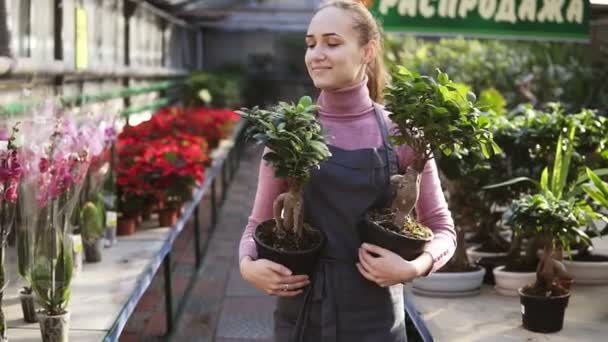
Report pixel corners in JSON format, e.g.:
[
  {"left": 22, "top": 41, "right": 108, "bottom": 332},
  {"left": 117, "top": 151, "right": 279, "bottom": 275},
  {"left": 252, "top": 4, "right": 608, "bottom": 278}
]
[{"left": 240, "top": 257, "right": 310, "bottom": 297}]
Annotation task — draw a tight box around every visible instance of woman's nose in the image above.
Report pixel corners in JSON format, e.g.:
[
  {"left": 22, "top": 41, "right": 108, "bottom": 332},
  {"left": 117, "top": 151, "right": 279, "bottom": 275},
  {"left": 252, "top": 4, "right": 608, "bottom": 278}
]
[{"left": 309, "top": 46, "right": 326, "bottom": 61}]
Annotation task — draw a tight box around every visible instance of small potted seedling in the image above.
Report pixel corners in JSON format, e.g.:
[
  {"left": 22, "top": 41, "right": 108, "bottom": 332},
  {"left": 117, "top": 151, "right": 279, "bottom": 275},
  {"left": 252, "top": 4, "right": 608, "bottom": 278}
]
[
  {"left": 237, "top": 96, "right": 331, "bottom": 275},
  {"left": 360, "top": 66, "right": 500, "bottom": 260},
  {"left": 80, "top": 196, "right": 105, "bottom": 262}
]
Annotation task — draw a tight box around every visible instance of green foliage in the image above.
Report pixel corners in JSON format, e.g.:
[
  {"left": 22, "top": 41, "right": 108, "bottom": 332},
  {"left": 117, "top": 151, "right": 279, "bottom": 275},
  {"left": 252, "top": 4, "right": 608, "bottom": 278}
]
[
  {"left": 477, "top": 88, "right": 507, "bottom": 117},
  {"left": 237, "top": 96, "right": 331, "bottom": 184},
  {"left": 386, "top": 66, "right": 500, "bottom": 168},
  {"left": 506, "top": 193, "right": 591, "bottom": 253},
  {"left": 185, "top": 68, "right": 244, "bottom": 108},
  {"left": 17, "top": 225, "right": 33, "bottom": 284},
  {"left": 31, "top": 235, "right": 74, "bottom": 315},
  {"left": 500, "top": 127, "right": 594, "bottom": 252},
  {"left": 80, "top": 201, "right": 104, "bottom": 242},
  {"left": 583, "top": 168, "right": 608, "bottom": 213},
  {"left": 384, "top": 35, "right": 608, "bottom": 111}
]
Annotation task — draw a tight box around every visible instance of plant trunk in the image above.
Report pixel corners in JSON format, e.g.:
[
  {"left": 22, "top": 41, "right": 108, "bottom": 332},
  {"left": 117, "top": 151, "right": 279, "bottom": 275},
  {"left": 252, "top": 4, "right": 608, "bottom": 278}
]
[
  {"left": 533, "top": 234, "right": 572, "bottom": 295},
  {"left": 272, "top": 179, "right": 305, "bottom": 238},
  {"left": 390, "top": 167, "right": 421, "bottom": 229},
  {"left": 441, "top": 227, "right": 470, "bottom": 271}
]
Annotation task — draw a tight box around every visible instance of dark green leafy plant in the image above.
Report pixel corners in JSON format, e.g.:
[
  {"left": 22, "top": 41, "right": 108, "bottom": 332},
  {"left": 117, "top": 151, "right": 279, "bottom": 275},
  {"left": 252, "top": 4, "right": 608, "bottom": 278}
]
[
  {"left": 383, "top": 66, "right": 500, "bottom": 233},
  {"left": 237, "top": 96, "right": 331, "bottom": 240}
]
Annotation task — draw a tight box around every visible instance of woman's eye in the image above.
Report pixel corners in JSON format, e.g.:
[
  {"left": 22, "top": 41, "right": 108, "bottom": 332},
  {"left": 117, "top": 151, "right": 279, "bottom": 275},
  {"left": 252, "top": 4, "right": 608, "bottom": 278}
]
[
  {"left": 327, "top": 42, "right": 340, "bottom": 47},
  {"left": 307, "top": 44, "right": 316, "bottom": 49}
]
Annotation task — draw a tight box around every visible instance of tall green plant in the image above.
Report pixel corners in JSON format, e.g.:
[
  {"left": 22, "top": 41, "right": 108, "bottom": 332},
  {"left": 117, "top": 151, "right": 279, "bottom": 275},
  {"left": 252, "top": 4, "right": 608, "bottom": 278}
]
[{"left": 237, "top": 96, "right": 331, "bottom": 240}]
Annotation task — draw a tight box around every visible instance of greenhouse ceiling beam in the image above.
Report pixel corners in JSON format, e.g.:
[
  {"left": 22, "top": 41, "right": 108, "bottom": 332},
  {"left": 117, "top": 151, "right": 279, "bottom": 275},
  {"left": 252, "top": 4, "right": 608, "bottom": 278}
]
[{"left": 0, "top": 57, "right": 188, "bottom": 78}]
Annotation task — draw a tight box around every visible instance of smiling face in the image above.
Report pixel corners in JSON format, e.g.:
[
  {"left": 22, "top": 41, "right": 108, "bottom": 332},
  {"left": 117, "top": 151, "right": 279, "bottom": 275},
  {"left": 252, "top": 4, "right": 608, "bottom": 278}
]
[{"left": 305, "top": 6, "right": 374, "bottom": 91}]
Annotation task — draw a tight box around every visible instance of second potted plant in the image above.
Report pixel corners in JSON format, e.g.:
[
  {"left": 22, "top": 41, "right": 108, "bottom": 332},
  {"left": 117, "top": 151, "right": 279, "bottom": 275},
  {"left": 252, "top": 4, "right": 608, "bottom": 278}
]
[{"left": 360, "top": 66, "right": 500, "bottom": 260}]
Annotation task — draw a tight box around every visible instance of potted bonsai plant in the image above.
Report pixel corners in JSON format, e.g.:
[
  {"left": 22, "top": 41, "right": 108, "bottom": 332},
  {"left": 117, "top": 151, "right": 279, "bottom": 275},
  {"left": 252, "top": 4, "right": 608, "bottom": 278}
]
[
  {"left": 360, "top": 66, "right": 500, "bottom": 260},
  {"left": 484, "top": 117, "right": 607, "bottom": 293},
  {"left": 237, "top": 96, "right": 331, "bottom": 275},
  {"left": 507, "top": 127, "right": 590, "bottom": 332}
]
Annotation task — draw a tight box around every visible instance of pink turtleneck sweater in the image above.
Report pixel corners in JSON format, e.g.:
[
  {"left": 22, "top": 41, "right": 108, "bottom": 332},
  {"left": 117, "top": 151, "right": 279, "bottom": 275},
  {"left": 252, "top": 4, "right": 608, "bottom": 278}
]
[{"left": 238, "top": 79, "right": 456, "bottom": 274}]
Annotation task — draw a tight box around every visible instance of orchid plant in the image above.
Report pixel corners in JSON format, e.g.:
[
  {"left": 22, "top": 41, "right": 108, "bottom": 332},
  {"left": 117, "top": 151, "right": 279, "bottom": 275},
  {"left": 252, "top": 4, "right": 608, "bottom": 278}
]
[
  {"left": 18, "top": 101, "right": 91, "bottom": 316},
  {"left": 0, "top": 123, "right": 23, "bottom": 340}
]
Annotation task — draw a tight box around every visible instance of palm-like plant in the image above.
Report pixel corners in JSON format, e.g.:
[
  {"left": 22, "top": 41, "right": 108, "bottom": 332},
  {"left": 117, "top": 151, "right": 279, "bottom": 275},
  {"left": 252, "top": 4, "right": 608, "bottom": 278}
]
[
  {"left": 382, "top": 66, "right": 500, "bottom": 236},
  {"left": 237, "top": 96, "right": 331, "bottom": 246}
]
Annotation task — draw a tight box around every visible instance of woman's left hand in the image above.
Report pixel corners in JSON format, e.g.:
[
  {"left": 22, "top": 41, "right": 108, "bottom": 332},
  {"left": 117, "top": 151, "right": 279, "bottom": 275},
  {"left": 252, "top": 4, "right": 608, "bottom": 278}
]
[{"left": 356, "top": 243, "right": 431, "bottom": 287}]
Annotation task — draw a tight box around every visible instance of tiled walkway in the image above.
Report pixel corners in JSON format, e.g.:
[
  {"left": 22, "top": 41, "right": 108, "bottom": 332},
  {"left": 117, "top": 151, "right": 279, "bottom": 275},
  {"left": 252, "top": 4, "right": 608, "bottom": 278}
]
[{"left": 120, "top": 143, "right": 273, "bottom": 342}]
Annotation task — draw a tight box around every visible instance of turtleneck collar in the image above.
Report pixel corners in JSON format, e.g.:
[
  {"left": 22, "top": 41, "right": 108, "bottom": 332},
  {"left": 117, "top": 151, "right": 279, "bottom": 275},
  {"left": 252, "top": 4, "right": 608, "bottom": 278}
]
[{"left": 317, "top": 77, "right": 373, "bottom": 120}]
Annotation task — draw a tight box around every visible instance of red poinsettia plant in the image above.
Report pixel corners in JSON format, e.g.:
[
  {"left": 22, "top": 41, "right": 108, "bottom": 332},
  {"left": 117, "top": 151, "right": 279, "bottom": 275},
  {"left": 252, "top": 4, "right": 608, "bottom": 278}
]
[
  {"left": 137, "top": 133, "right": 209, "bottom": 208},
  {"left": 115, "top": 105, "right": 236, "bottom": 215}
]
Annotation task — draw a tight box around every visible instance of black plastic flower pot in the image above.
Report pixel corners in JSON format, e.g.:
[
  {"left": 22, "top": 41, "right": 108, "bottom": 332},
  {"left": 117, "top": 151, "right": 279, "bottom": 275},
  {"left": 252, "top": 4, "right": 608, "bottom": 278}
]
[
  {"left": 253, "top": 219, "right": 325, "bottom": 276},
  {"left": 519, "top": 287, "right": 570, "bottom": 333},
  {"left": 358, "top": 215, "right": 431, "bottom": 261},
  {"left": 477, "top": 256, "right": 509, "bottom": 285},
  {"left": 83, "top": 238, "right": 103, "bottom": 263}
]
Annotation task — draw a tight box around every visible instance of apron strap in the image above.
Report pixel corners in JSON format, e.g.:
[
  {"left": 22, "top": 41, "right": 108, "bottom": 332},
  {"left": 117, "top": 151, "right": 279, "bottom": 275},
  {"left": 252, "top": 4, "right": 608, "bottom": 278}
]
[{"left": 372, "top": 102, "right": 400, "bottom": 177}]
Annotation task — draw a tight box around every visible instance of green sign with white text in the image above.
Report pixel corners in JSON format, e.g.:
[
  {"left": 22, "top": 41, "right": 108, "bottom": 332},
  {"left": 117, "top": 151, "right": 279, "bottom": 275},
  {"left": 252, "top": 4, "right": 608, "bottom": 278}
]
[{"left": 369, "top": 0, "right": 590, "bottom": 42}]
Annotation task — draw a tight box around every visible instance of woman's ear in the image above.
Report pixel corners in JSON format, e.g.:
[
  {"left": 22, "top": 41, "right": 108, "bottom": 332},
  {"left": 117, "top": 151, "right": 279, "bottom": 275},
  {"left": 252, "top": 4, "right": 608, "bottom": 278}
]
[{"left": 363, "top": 40, "right": 377, "bottom": 65}]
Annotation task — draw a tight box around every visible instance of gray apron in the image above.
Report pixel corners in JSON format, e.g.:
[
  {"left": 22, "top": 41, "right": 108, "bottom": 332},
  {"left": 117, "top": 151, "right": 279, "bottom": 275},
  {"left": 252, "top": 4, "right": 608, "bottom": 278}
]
[{"left": 274, "top": 104, "right": 407, "bottom": 342}]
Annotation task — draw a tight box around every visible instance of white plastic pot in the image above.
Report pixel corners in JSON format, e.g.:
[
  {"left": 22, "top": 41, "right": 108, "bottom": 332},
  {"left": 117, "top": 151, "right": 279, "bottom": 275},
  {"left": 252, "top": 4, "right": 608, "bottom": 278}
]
[
  {"left": 493, "top": 265, "right": 536, "bottom": 296},
  {"left": 563, "top": 259, "right": 608, "bottom": 285},
  {"left": 412, "top": 266, "right": 486, "bottom": 297}
]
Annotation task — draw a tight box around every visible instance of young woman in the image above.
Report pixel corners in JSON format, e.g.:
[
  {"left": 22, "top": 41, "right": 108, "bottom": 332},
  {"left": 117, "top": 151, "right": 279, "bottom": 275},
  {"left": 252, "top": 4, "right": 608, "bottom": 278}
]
[{"left": 239, "top": 1, "right": 456, "bottom": 341}]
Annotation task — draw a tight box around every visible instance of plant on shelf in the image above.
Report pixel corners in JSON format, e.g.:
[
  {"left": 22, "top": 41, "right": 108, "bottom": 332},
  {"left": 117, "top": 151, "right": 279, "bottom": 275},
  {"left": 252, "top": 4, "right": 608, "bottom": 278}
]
[
  {"left": 77, "top": 114, "right": 114, "bottom": 262},
  {"left": 18, "top": 102, "right": 91, "bottom": 342},
  {"left": 360, "top": 66, "right": 500, "bottom": 261},
  {"left": 237, "top": 96, "right": 331, "bottom": 275},
  {"left": 138, "top": 133, "right": 209, "bottom": 227},
  {"left": 0, "top": 123, "right": 23, "bottom": 341}
]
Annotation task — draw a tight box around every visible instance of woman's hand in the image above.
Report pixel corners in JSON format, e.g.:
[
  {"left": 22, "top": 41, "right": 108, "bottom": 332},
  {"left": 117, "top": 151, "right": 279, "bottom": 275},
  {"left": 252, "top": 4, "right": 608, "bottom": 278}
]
[
  {"left": 240, "top": 257, "right": 310, "bottom": 297},
  {"left": 356, "top": 243, "right": 433, "bottom": 287}
]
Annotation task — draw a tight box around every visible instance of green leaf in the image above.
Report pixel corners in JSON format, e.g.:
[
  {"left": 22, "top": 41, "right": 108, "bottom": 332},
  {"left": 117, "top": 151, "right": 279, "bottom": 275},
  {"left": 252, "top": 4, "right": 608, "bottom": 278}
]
[
  {"left": 587, "top": 168, "right": 608, "bottom": 197},
  {"left": 490, "top": 140, "right": 502, "bottom": 154},
  {"left": 480, "top": 143, "right": 490, "bottom": 159},
  {"left": 540, "top": 167, "right": 549, "bottom": 192},
  {"left": 583, "top": 184, "right": 608, "bottom": 209},
  {"left": 576, "top": 168, "right": 608, "bottom": 186},
  {"left": 551, "top": 124, "right": 575, "bottom": 199},
  {"left": 438, "top": 72, "right": 449, "bottom": 85},
  {"left": 298, "top": 96, "right": 313, "bottom": 108}
]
